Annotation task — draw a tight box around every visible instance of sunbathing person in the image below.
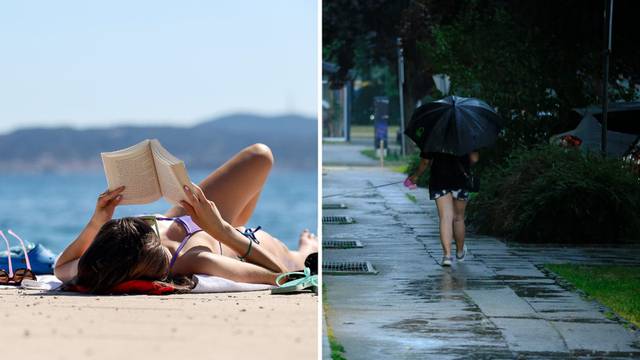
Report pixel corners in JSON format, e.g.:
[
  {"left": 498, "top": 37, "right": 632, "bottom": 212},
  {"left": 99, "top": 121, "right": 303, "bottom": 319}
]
[{"left": 54, "top": 144, "right": 318, "bottom": 294}]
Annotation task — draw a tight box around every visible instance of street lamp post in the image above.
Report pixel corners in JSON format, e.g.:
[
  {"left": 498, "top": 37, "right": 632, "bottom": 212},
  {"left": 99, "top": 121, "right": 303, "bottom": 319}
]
[
  {"left": 602, "top": 0, "right": 614, "bottom": 155},
  {"left": 397, "top": 38, "right": 406, "bottom": 157}
]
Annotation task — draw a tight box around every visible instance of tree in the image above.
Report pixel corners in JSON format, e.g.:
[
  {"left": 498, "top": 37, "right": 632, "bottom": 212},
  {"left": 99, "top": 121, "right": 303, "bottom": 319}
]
[
  {"left": 323, "top": 0, "right": 439, "bottom": 125},
  {"left": 323, "top": 0, "right": 640, "bottom": 153}
]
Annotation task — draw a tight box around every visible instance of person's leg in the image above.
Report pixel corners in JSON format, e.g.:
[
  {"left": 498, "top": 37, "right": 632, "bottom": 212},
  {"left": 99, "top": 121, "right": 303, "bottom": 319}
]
[
  {"left": 165, "top": 143, "right": 273, "bottom": 226},
  {"left": 435, "top": 193, "right": 455, "bottom": 257},
  {"left": 453, "top": 198, "right": 467, "bottom": 255},
  {"left": 233, "top": 227, "right": 318, "bottom": 271}
]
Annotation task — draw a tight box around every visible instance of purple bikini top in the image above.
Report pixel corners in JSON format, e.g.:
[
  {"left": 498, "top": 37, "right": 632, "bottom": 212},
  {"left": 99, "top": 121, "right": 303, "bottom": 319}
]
[
  {"left": 154, "top": 216, "right": 203, "bottom": 270},
  {"left": 155, "top": 216, "right": 261, "bottom": 270}
]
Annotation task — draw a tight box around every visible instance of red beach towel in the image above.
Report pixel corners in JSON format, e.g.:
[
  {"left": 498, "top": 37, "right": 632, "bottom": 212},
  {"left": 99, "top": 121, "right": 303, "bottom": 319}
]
[{"left": 66, "top": 280, "right": 177, "bottom": 295}]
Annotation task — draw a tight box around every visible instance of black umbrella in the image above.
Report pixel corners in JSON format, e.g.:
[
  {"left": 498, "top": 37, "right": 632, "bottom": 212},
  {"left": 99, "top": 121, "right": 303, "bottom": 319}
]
[{"left": 404, "top": 96, "right": 502, "bottom": 156}]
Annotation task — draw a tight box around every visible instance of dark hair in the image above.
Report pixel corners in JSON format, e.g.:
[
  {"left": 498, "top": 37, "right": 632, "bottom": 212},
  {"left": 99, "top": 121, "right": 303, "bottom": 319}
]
[{"left": 76, "top": 217, "right": 170, "bottom": 294}]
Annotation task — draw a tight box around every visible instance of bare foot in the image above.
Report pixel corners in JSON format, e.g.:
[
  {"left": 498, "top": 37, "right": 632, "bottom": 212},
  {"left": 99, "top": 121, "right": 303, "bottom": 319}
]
[
  {"left": 282, "top": 230, "right": 319, "bottom": 271},
  {"left": 298, "top": 229, "right": 318, "bottom": 255}
]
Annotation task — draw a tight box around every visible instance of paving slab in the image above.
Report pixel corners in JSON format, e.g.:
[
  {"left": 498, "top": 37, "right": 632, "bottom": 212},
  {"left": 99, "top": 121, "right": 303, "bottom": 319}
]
[
  {"left": 465, "top": 288, "right": 537, "bottom": 318},
  {"left": 322, "top": 143, "right": 378, "bottom": 166},
  {"left": 323, "top": 165, "right": 640, "bottom": 359},
  {"left": 552, "top": 322, "right": 640, "bottom": 353},
  {"left": 490, "top": 318, "right": 568, "bottom": 353}
]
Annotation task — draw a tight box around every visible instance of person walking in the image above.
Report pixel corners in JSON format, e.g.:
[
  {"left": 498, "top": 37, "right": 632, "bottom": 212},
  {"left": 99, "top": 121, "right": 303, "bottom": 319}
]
[
  {"left": 404, "top": 96, "right": 502, "bottom": 267},
  {"left": 408, "top": 151, "right": 478, "bottom": 266}
]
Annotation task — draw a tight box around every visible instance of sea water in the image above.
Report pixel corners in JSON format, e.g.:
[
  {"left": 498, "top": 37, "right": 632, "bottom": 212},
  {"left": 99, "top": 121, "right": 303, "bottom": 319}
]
[{"left": 0, "top": 170, "right": 317, "bottom": 254}]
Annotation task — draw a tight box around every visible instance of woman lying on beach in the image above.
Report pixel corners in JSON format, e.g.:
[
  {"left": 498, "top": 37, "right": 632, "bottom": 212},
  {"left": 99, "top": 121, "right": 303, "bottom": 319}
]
[{"left": 54, "top": 144, "right": 318, "bottom": 293}]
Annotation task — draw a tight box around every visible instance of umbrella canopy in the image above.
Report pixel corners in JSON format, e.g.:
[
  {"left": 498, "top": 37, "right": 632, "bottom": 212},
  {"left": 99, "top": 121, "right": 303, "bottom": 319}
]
[{"left": 404, "top": 96, "right": 502, "bottom": 156}]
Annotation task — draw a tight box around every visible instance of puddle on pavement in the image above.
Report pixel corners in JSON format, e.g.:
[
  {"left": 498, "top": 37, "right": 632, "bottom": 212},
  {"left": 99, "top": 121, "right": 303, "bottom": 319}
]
[
  {"left": 382, "top": 316, "right": 505, "bottom": 349},
  {"left": 398, "top": 274, "right": 505, "bottom": 301},
  {"left": 508, "top": 283, "right": 564, "bottom": 299},
  {"left": 493, "top": 275, "right": 547, "bottom": 281}
]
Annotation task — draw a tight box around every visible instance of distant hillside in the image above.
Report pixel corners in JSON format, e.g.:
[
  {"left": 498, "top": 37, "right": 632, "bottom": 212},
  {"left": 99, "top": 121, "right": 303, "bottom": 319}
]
[{"left": 0, "top": 114, "right": 317, "bottom": 172}]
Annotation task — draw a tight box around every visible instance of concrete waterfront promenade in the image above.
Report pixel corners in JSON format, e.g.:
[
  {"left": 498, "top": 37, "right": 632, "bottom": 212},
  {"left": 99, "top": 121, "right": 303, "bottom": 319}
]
[
  {"left": 322, "top": 145, "right": 640, "bottom": 359},
  {"left": 0, "top": 289, "right": 316, "bottom": 360}
]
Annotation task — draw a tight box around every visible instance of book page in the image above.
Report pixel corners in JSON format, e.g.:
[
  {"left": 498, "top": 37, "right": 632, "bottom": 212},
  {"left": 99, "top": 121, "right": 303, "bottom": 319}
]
[
  {"left": 101, "top": 140, "right": 162, "bottom": 205},
  {"left": 156, "top": 162, "right": 192, "bottom": 205},
  {"left": 150, "top": 140, "right": 192, "bottom": 206}
]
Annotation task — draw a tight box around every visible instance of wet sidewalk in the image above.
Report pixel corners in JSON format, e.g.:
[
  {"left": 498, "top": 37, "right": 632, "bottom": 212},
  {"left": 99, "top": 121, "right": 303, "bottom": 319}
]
[
  {"left": 323, "top": 166, "right": 640, "bottom": 359},
  {"left": 322, "top": 141, "right": 378, "bottom": 167}
]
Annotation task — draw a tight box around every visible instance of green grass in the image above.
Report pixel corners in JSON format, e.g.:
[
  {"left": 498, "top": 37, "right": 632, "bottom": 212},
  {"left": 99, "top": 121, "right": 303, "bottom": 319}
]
[
  {"left": 405, "top": 192, "right": 417, "bottom": 203},
  {"left": 329, "top": 335, "right": 347, "bottom": 360},
  {"left": 323, "top": 283, "right": 348, "bottom": 360},
  {"left": 360, "top": 148, "right": 409, "bottom": 169},
  {"left": 350, "top": 125, "right": 400, "bottom": 139},
  {"left": 545, "top": 264, "right": 640, "bottom": 327},
  {"left": 360, "top": 148, "right": 404, "bottom": 161},
  {"left": 390, "top": 164, "right": 408, "bottom": 173}
]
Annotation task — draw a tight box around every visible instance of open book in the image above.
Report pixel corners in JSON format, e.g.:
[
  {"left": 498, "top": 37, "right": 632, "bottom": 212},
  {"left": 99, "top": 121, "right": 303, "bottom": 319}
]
[{"left": 101, "top": 139, "right": 192, "bottom": 205}]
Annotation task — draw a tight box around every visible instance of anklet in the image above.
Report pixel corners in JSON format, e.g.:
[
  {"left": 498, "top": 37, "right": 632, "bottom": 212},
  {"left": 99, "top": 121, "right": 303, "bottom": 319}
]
[{"left": 237, "top": 226, "right": 262, "bottom": 262}]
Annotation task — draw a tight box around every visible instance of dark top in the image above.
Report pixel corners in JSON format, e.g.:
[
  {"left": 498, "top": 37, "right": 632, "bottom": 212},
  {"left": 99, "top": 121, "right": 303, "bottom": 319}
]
[{"left": 420, "top": 151, "right": 471, "bottom": 191}]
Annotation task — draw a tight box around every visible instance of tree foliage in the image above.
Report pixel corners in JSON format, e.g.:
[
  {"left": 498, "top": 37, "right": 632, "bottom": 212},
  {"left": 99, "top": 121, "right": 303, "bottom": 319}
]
[{"left": 323, "top": 0, "right": 640, "bottom": 143}]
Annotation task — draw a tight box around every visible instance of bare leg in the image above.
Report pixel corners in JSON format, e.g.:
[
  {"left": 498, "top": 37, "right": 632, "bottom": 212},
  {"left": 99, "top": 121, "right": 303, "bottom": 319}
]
[
  {"left": 235, "top": 193, "right": 261, "bottom": 226},
  {"left": 165, "top": 143, "right": 315, "bottom": 272},
  {"left": 453, "top": 199, "right": 467, "bottom": 255},
  {"left": 237, "top": 227, "right": 318, "bottom": 271},
  {"left": 165, "top": 143, "right": 273, "bottom": 226},
  {"left": 435, "top": 194, "right": 455, "bottom": 257}
]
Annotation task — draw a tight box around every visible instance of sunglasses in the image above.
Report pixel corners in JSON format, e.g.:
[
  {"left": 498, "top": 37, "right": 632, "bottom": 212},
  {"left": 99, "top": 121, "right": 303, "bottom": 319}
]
[
  {"left": 0, "top": 230, "right": 37, "bottom": 285},
  {"left": 138, "top": 216, "right": 161, "bottom": 238}
]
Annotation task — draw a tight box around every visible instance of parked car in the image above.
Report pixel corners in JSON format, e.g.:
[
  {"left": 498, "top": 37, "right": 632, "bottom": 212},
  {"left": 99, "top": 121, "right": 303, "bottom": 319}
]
[{"left": 551, "top": 102, "right": 640, "bottom": 157}]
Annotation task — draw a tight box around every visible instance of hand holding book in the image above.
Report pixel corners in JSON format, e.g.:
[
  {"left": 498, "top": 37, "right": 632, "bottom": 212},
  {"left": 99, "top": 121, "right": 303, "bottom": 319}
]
[
  {"left": 91, "top": 186, "right": 125, "bottom": 225},
  {"left": 101, "top": 139, "right": 192, "bottom": 205},
  {"left": 179, "top": 183, "right": 227, "bottom": 237}
]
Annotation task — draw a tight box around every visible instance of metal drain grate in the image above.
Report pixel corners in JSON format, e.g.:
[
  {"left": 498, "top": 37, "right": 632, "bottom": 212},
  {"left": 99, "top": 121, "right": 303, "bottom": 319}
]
[
  {"left": 323, "top": 261, "right": 377, "bottom": 275},
  {"left": 322, "top": 216, "right": 355, "bottom": 224},
  {"left": 323, "top": 240, "right": 363, "bottom": 249},
  {"left": 322, "top": 203, "right": 348, "bottom": 210}
]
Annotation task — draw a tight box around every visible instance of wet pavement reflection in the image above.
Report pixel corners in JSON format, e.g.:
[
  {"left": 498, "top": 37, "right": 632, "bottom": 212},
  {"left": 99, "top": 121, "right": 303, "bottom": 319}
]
[{"left": 323, "top": 167, "right": 640, "bottom": 359}]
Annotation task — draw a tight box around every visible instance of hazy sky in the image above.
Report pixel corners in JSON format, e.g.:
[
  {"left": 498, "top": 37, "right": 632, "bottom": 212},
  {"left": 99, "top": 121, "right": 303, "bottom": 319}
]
[{"left": 0, "top": 1, "right": 317, "bottom": 134}]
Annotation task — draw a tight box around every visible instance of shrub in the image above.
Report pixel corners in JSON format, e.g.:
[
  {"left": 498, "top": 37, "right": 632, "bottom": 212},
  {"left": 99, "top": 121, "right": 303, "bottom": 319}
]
[
  {"left": 467, "top": 145, "right": 640, "bottom": 244},
  {"left": 404, "top": 152, "right": 430, "bottom": 188}
]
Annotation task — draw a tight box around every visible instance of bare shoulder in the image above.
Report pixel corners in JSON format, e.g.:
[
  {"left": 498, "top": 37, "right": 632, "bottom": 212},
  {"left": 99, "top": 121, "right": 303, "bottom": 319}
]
[{"left": 170, "top": 247, "right": 220, "bottom": 276}]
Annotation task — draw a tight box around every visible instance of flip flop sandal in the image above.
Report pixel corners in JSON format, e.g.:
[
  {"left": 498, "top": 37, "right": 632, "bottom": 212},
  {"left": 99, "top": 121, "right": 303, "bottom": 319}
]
[{"left": 271, "top": 268, "right": 317, "bottom": 295}]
